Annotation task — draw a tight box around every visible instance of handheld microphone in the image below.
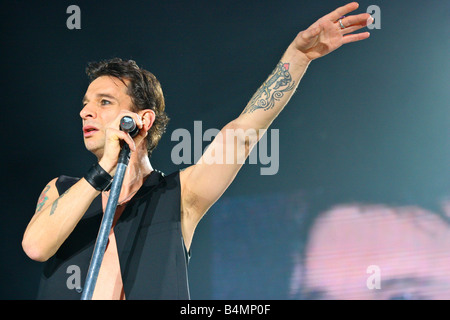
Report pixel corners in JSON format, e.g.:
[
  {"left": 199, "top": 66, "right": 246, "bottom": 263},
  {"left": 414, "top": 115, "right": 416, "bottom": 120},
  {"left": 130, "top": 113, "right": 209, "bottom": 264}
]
[{"left": 120, "top": 116, "right": 139, "bottom": 138}]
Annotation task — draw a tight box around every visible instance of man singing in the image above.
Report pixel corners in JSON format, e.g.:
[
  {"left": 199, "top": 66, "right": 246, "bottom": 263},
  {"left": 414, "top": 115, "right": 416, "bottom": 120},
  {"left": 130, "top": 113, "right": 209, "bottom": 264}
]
[{"left": 22, "top": 3, "right": 373, "bottom": 299}]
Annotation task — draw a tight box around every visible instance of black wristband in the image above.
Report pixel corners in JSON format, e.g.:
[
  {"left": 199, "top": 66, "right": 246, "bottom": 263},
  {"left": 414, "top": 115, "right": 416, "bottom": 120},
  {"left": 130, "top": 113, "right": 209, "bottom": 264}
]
[{"left": 84, "top": 163, "right": 113, "bottom": 191}]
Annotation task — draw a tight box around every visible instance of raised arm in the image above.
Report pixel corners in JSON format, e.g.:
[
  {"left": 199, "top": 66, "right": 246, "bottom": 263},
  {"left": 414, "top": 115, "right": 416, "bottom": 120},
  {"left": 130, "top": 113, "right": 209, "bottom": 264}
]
[
  {"left": 180, "top": 2, "right": 373, "bottom": 249},
  {"left": 239, "top": 2, "right": 372, "bottom": 129}
]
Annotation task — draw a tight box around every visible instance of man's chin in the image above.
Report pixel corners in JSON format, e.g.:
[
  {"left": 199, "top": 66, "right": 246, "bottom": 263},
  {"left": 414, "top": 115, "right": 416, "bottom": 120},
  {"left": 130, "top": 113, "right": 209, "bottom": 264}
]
[{"left": 84, "top": 142, "right": 103, "bottom": 159}]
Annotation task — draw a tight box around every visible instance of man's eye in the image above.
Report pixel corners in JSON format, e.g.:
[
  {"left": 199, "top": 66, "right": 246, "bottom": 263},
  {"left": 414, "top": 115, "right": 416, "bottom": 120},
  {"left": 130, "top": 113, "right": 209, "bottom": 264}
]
[{"left": 101, "top": 99, "right": 111, "bottom": 105}]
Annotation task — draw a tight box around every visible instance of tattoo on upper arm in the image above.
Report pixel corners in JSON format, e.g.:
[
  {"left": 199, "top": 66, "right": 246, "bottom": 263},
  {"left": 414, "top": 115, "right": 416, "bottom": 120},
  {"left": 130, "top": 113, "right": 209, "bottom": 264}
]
[
  {"left": 36, "top": 185, "right": 51, "bottom": 213},
  {"left": 49, "top": 189, "right": 69, "bottom": 216},
  {"left": 242, "top": 61, "right": 295, "bottom": 114}
]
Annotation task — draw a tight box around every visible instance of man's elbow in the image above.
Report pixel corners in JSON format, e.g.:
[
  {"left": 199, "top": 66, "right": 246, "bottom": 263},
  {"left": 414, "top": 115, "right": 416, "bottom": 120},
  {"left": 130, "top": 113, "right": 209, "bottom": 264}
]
[
  {"left": 22, "top": 237, "right": 51, "bottom": 262},
  {"left": 225, "top": 119, "right": 261, "bottom": 149}
]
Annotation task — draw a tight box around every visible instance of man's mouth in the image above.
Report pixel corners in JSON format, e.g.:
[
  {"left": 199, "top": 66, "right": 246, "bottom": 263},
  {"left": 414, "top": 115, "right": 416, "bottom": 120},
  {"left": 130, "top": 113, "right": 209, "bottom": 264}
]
[{"left": 83, "top": 125, "right": 99, "bottom": 137}]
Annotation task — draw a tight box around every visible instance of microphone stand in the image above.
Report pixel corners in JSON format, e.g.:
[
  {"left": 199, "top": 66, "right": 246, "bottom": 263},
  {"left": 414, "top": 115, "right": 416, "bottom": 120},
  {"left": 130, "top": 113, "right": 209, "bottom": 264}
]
[{"left": 80, "top": 143, "right": 131, "bottom": 300}]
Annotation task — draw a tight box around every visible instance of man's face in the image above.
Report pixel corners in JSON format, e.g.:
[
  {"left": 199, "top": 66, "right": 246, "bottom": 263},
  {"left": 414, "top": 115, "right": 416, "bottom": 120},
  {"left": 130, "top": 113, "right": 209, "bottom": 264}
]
[
  {"left": 80, "top": 76, "right": 133, "bottom": 158},
  {"left": 301, "top": 204, "right": 450, "bottom": 299}
]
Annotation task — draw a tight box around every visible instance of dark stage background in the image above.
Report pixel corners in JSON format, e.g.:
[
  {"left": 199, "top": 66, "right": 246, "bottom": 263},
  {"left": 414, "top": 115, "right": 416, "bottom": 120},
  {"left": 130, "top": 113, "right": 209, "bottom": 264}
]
[{"left": 1, "top": 0, "right": 449, "bottom": 299}]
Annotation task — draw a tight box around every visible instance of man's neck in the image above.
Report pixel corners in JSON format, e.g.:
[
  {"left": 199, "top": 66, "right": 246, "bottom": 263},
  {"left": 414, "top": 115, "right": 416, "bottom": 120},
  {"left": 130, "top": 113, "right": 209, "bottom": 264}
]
[{"left": 102, "top": 146, "right": 153, "bottom": 202}]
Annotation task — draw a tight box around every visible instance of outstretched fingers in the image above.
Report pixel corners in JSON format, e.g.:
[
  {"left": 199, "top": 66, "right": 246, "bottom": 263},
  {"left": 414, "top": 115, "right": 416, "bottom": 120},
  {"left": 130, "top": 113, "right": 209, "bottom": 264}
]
[
  {"left": 340, "top": 13, "right": 373, "bottom": 33},
  {"left": 340, "top": 12, "right": 373, "bottom": 44},
  {"left": 342, "top": 31, "right": 370, "bottom": 44},
  {"left": 325, "top": 2, "right": 360, "bottom": 22}
]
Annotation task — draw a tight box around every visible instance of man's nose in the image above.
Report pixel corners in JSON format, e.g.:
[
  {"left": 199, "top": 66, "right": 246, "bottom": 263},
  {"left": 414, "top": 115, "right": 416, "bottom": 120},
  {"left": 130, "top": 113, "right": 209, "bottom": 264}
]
[{"left": 80, "top": 103, "right": 96, "bottom": 119}]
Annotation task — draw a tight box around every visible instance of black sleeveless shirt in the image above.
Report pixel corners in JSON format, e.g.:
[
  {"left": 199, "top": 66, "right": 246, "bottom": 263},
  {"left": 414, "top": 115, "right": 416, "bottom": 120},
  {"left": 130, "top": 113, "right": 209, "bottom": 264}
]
[{"left": 36, "top": 170, "right": 190, "bottom": 300}]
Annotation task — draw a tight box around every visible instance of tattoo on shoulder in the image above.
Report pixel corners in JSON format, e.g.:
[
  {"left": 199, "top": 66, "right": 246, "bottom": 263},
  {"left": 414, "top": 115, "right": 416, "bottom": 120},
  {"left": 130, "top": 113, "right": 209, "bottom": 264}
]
[
  {"left": 242, "top": 61, "right": 295, "bottom": 114},
  {"left": 49, "top": 189, "right": 69, "bottom": 216},
  {"left": 36, "top": 185, "right": 51, "bottom": 213}
]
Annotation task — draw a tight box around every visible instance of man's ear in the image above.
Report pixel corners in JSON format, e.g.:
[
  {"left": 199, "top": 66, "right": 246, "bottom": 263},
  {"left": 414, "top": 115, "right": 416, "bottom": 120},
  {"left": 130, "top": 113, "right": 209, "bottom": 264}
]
[{"left": 139, "top": 109, "right": 156, "bottom": 133}]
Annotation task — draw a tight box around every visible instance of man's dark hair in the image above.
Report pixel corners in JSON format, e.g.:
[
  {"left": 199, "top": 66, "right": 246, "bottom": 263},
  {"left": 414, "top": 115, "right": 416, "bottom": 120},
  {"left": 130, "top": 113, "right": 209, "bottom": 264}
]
[{"left": 86, "top": 58, "right": 169, "bottom": 156}]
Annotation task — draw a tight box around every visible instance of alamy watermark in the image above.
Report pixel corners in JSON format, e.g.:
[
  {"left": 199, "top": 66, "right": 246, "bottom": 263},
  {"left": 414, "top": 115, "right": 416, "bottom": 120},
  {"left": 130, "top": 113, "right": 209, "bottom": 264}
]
[
  {"left": 366, "top": 5, "right": 381, "bottom": 29},
  {"left": 66, "top": 5, "right": 81, "bottom": 30},
  {"left": 171, "top": 121, "right": 279, "bottom": 175},
  {"left": 366, "top": 265, "right": 381, "bottom": 290},
  {"left": 66, "top": 4, "right": 381, "bottom": 31},
  {"left": 66, "top": 265, "right": 82, "bottom": 293}
]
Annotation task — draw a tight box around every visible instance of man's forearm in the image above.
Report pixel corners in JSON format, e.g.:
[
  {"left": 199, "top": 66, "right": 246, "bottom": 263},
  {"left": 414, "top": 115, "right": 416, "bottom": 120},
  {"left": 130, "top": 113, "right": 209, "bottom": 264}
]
[
  {"left": 237, "top": 43, "right": 311, "bottom": 130},
  {"left": 22, "top": 178, "right": 100, "bottom": 261}
]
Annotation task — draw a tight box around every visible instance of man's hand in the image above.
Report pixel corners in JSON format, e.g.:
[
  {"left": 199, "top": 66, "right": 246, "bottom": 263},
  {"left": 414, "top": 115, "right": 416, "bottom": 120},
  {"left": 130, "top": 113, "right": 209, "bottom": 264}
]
[
  {"left": 99, "top": 110, "right": 146, "bottom": 175},
  {"left": 293, "top": 2, "right": 373, "bottom": 61}
]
